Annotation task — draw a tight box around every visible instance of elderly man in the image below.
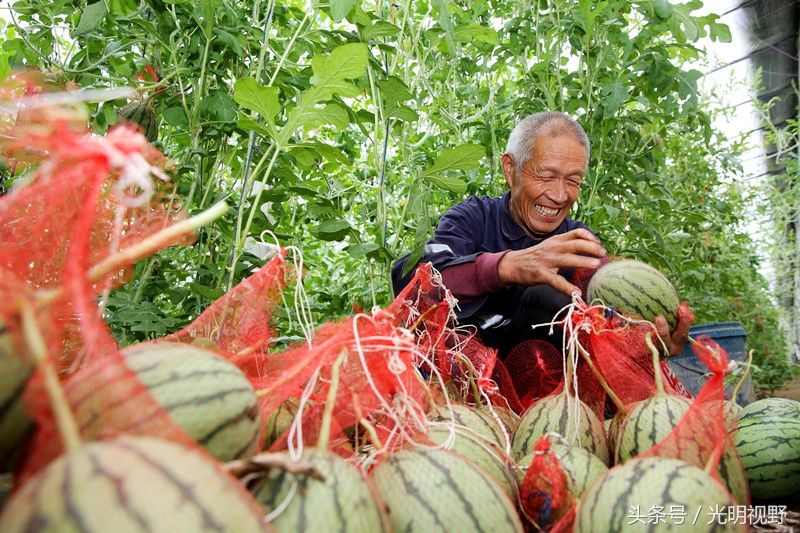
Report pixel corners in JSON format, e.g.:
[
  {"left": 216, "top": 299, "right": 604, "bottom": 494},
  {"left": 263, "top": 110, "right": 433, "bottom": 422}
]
[{"left": 392, "top": 111, "right": 693, "bottom": 357}]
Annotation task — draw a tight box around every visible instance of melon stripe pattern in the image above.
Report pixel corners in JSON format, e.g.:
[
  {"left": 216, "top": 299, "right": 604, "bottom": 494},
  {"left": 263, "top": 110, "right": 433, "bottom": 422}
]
[
  {"left": 0, "top": 437, "right": 266, "bottom": 532},
  {"left": 73, "top": 343, "right": 260, "bottom": 462},
  {"left": 256, "top": 450, "right": 389, "bottom": 532},
  {"left": 587, "top": 260, "right": 679, "bottom": 328},
  {"left": 371, "top": 449, "right": 523, "bottom": 533},
  {"left": 735, "top": 416, "right": 800, "bottom": 499},
  {"left": 0, "top": 327, "right": 32, "bottom": 471},
  {"left": 428, "top": 404, "right": 507, "bottom": 448},
  {"left": 741, "top": 398, "right": 800, "bottom": 422},
  {"left": 427, "top": 425, "right": 517, "bottom": 500},
  {"left": 575, "top": 457, "right": 743, "bottom": 533},
  {"left": 616, "top": 395, "right": 691, "bottom": 462},
  {"left": 263, "top": 398, "right": 299, "bottom": 449},
  {"left": 512, "top": 394, "right": 609, "bottom": 464}
]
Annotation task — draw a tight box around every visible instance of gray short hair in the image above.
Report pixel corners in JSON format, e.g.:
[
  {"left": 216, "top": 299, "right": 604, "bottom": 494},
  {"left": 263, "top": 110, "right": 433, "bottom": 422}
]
[{"left": 504, "top": 112, "right": 590, "bottom": 170}]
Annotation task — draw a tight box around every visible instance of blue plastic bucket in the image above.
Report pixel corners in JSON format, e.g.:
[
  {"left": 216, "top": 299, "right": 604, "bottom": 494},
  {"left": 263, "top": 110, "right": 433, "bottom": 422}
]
[{"left": 667, "top": 321, "right": 755, "bottom": 405}]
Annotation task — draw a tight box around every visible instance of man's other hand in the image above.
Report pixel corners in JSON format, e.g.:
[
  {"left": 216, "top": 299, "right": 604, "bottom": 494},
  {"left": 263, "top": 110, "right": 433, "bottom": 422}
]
[
  {"left": 654, "top": 302, "right": 695, "bottom": 356},
  {"left": 497, "top": 228, "right": 607, "bottom": 296}
]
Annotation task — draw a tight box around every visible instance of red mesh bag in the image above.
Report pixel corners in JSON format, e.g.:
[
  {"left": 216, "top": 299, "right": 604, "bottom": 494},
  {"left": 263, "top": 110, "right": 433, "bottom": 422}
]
[
  {"left": 167, "top": 250, "right": 288, "bottom": 360},
  {"left": 0, "top": 75, "right": 242, "bottom": 488},
  {"left": 519, "top": 435, "right": 573, "bottom": 530},
  {"left": 251, "top": 270, "right": 439, "bottom": 456}
]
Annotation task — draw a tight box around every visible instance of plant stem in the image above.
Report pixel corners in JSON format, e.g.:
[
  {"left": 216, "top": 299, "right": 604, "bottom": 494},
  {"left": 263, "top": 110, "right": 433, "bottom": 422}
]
[
  {"left": 577, "top": 343, "right": 626, "bottom": 414},
  {"left": 20, "top": 302, "right": 82, "bottom": 454},
  {"left": 317, "top": 349, "right": 347, "bottom": 451},
  {"left": 645, "top": 331, "right": 666, "bottom": 395},
  {"left": 36, "top": 202, "right": 229, "bottom": 307}
]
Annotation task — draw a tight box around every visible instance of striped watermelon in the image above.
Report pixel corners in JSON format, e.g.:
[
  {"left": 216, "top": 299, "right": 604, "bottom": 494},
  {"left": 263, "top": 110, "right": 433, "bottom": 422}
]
[
  {"left": 428, "top": 404, "right": 508, "bottom": 449},
  {"left": 516, "top": 441, "right": 608, "bottom": 499},
  {"left": 512, "top": 394, "right": 609, "bottom": 464},
  {"left": 0, "top": 436, "right": 266, "bottom": 532},
  {"left": 427, "top": 424, "right": 517, "bottom": 499},
  {"left": 587, "top": 259, "right": 679, "bottom": 328},
  {"left": 264, "top": 398, "right": 299, "bottom": 450},
  {"left": 617, "top": 395, "right": 749, "bottom": 503},
  {"left": 481, "top": 405, "right": 518, "bottom": 435},
  {"left": 616, "top": 395, "right": 691, "bottom": 462},
  {"left": 735, "top": 415, "right": 800, "bottom": 499},
  {"left": 0, "top": 325, "right": 33, "bottom": 471},
  {"left": 741, "top": 397, "right": 799, "bottom": 422},
  {"left": 73, "top": 342, "right": 260, "bottom": 462},
  {"left": 371, "top": 448, "right": 523, "bottom": 533},
  {"left": 255, "top": 450, "right": 389, "bottom": 532},
  {"left": 575, "top": 457, "right": 743, "bottom": 533}
]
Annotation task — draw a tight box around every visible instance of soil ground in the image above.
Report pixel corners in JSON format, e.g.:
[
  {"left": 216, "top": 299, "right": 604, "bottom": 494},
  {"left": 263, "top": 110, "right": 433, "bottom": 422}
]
[{"left": 769, "top": 376, "right": 800, "bottom": 402}]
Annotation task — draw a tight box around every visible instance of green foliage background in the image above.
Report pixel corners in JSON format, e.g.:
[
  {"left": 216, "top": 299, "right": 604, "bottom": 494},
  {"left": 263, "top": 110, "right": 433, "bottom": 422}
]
[{"left": 2, "top": 0, "right": 793, "bottom": 389}]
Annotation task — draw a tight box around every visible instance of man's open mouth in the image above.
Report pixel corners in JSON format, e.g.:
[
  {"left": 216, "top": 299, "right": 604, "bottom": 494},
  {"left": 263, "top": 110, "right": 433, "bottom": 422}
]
[{"left": 534, "top": 205, "right": 560, "bottom": 217}]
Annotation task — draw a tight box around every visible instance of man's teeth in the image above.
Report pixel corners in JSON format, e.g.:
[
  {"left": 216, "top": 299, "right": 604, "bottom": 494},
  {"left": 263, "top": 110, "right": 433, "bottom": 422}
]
[{"left": 535, "top": 205, "right": 559, "bottom": 216}]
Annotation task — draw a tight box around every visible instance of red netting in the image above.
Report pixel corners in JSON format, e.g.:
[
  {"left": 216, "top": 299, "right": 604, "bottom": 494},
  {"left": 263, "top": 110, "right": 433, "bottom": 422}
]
[
  {"left": 166, "top": 251, "right": 288, "bottom": 359},
  {"left": 640, "top": 336, "right": 745, "bottom": 487},
  {"left": 519, "top": 435, "right": 572, "bottom": 530},
  {"left": 0, "top": 74, "right": 237, "bottom": 486}
]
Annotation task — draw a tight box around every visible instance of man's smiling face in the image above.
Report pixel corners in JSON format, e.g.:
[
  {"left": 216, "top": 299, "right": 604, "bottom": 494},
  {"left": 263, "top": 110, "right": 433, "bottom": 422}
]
[{"left": 503, "top": 134, "right": 587, "bottom": 236}]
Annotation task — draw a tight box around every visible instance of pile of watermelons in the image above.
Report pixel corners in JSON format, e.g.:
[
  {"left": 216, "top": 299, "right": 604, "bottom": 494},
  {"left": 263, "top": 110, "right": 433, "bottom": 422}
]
[{"left": 1, "top": 258, "right": 799, "bottom": 532}]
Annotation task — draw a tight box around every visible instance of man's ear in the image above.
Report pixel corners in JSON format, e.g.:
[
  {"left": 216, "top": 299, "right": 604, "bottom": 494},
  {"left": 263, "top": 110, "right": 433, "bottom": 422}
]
[{"left": 501, "top": 153, "right": 515, "bottom": 188}]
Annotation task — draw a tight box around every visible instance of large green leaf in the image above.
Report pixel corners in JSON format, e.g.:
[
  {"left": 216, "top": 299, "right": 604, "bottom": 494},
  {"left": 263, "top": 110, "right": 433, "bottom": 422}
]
[
  {"left": 453, "top": 23, "right": 499, "bottom": 45},
  {"left": 423, "top": 144, "right": 485, "bottom": 176},
  {"left": 330, "top": 0, "right": 355, "bottom": 22},
  {"left": 280, "top": 44, "right": 368, "bottom": 144},
  {"left": 429, "top": 175, "right": 468, "bottom": 194},
  {"left": 234, "top": 77, "right": 280, "bottom": 121},
  {"left": 74, "top": 2, "right": 107, "bottom": 35},
  {"left": 314, "top": 219, "right": 352, "bottom": 241}
]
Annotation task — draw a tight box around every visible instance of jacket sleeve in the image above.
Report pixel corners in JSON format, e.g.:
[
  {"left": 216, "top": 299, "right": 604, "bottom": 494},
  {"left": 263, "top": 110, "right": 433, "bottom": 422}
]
[{"left": 391, "top": 197, "right": 486, "bottom": 296}]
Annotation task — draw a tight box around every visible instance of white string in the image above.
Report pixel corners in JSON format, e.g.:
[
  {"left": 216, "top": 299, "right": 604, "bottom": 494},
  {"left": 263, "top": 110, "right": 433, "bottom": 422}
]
[
  {"left": 0, "top": 86, "right": 135, "bottom": 116},
  {"left": 264, "top": 479, "right": 299, "bottom": 522}
]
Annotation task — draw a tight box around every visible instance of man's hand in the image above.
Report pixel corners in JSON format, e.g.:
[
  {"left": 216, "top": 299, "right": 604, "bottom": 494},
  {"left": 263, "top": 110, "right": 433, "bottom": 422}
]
[
  {"left": 654, "top": 302, "right": 695, "bottom": 356},
  {"left": 497, "top": 228, "right": 606, "bottom": 296}
]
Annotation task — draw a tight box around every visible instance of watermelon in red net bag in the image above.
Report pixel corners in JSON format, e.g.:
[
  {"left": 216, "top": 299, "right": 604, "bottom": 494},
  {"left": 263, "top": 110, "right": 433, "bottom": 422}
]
[{"left": 0, "top": 75, "right": 242, "bottom": 484}]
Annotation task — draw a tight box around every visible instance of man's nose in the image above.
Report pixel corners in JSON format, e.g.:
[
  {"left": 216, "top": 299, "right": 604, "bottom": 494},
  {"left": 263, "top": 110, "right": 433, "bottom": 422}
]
[{"left": 549, "top": 179, "right": 569, "bottom": 203}]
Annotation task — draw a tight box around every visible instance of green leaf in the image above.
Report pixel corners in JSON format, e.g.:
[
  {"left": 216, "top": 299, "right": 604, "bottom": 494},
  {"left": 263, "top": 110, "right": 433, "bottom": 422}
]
[
  {"left": 237, "top": 117, "right": 272, "bottom": 137},
  {"left": 189, "top": 283, "right": 224, "bottom": 300},
  {"left": 361, "top": 21, "right": 400, "bottom": 41},
  {"left": 654, "top": 0, "right": 673, "bottom": 19},
  {"left": 428, "top": 175, "right": 467, "bottom": 194},
  {"left": 199, "top": 91, "right": 237, "bottom": 122},
  {"left": 378, "top": 76, "right": 413, "bottom": 108},
  {"left": 347, "top": 242, "right": 379, "bottom": 257},
  {"left": 330, "top": 0, "right": 356, "bottom": 22},
  {"left": 311, "top": 43, "right": 369, "bottom": 84},
  {"left": 301, "top": 103, "right": 349, "bottom": 130},
  {"left": 424, "top": 144, "right": 485, "bottom": 176},
  {"left": 163, "top": 106, "right": 188, "bottom": 128},
  {"left": 600, "top": 81, "right": 629, "bottom": 116},
  {"left": 388, "top": 105, "right": 418, "bottom": 122},
  {"left": 74, "top": 2, "right": 107, "bottom": 36},
  {"left": 302, "top": 141, "right": 349, "bottom": 165},
  {"left": 234, "top": 77, "right": 280, "bottom": 121},
  {"left": 453, "top": 23, "right": 499, "bottom": 45},
  {"left": 313, "top": 219, "right": 352, "bottom": 241}
]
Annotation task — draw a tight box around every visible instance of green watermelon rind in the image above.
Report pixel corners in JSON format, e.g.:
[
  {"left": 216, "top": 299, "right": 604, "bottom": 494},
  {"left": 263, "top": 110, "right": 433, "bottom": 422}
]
[
  {"left": 734, "top": 416, "right": 800, "bottom": 499},
  {"left": 371, "top": 448, "right": 523, "bottom": 533},
  {"left": 588, "top": 259, "right": 679, "bottom": 328},
  {"left": 512, "top": 394, "right": 609, "bottom": 465},
  {"left": 0, "top": 436, "right": 265, "bottom": 532}
]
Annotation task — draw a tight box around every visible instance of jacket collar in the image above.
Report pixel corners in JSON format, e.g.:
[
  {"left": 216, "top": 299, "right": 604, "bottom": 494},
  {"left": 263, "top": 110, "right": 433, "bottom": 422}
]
[{"left": 500, "top": 191, "right": 529, "bottom": 242}]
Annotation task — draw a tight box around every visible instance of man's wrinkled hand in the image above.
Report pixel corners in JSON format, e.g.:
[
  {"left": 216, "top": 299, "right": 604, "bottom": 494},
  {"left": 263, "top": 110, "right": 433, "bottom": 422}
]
[
  {"left": 497, "top": 228, "right": 607, "bottom": 296},
  {"left": 654, "top": 302, "right": 695, "bottom": 356}
]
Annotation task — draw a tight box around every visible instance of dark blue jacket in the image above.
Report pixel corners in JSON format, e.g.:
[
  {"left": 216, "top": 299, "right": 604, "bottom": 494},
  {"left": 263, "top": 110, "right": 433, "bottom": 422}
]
[{"left": 391, "top": 192, "right": 590, "bottom": 317}]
